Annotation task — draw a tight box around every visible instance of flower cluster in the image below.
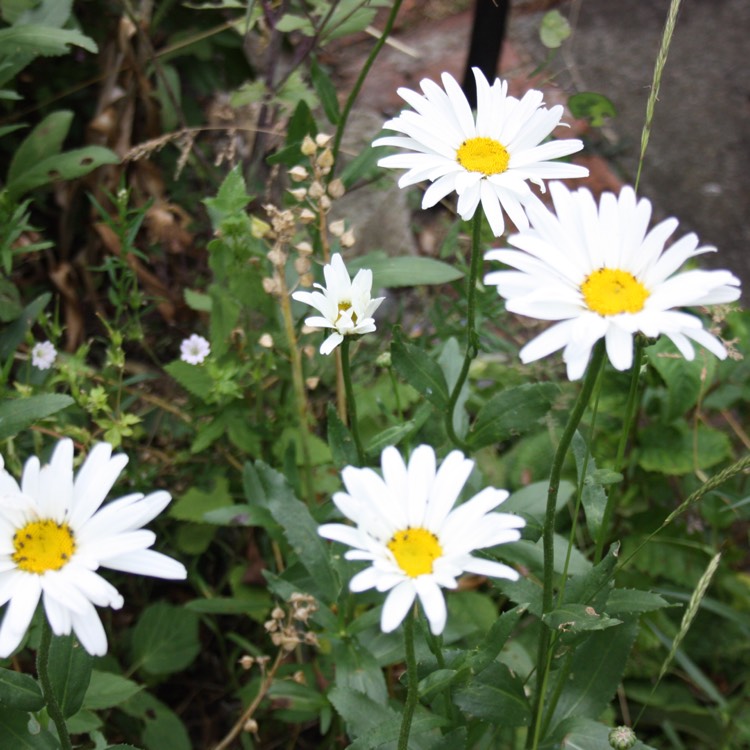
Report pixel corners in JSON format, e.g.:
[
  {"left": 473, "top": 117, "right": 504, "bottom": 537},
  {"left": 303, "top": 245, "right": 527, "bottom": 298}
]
[{"left": 0, "top": 440, "right": 186, "bottom": 657}]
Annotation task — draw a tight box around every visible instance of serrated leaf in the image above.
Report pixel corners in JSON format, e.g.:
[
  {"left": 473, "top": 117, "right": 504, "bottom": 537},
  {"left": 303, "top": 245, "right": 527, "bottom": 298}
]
[
  {"left": 48, "top": 633, "right": 93, "bottom": 718},
  {"left": 203, "top": 165, "right": 251, "bottom": 227},
  {"left": 470, "top": 603, "right": 528, "bottom": 672},
  {"left": 539, "top": 9, "right": 571, "bottom": 48},
  {"left": 332, "top": 638, "right": 388, "bottom": 704},
  {"left": 605, "top": 588, "right": 671, "bottom": 615},
  {"left": 546, "top": 617, "right": 638, "bottom": 736},
  {"left": 543, "top": 603, "right": 621, "bottom": 633},
  {"left": 250, "top": 461, "right": 339, "bottom": 603},
  {"left": 467, "top": 382, "right": 557, "bottom": 450},
  {"left": 164, "top": 359, "right": 213, "bottom": 400},
  {"left": 131, "top": 603, "right": 200, "bottom": 675},
  {"left": 0, "top": 668, "right": 44, "bottom": 711},
  {"left": 391, "top": 334, "right": 449, "bottom": 410},
  {"left": 0, "top": 394, "right": 74, "bottom": 441},
  {"left": 454, "top": 662, "right": 531, "bottom": 726},
  {"left": 83, "top": 671, "right": 142, "bottom": 711},
  {"left": 122, "top": 692, "right": 191, "bottom": 750},
  {"left": 548, "top": 716, "right": 657, "bottom": 750},
  {"left": 567, "top": 92, "right": 617, "bottom": 127},
  {"left": 169, "top": 475, "right": 232, "bottom": 522},
  {"left": 347, "top": 251, "right": 463, "bottom": 288},
  {"left": 0, "top": 24, "right": 97, "bottom": 59}
]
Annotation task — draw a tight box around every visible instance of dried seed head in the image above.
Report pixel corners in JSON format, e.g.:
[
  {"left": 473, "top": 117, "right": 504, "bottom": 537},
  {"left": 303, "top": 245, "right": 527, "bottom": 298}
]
[
  {"left": 329, "top": 219, "right": 345, "bottom": 237},
  {"left": 301, "top": 135, "right": 317, "bottom": 156},
  {"left": 287, "top": 187, "right": 307, "bottom": 202},
  {"left": 295, "top": 240, "right": 313, "bottom": 255},
  {"left": 259, "top": 333, "right": 274, "bottom": 348},
  {"left": 317, "top": 148, "right": 334, "bottom": 169},
  {"left": 271, "top": 606, "right": 285, "bottom": 620},
  {"left": 292, "top": 670, "right": 306, "bottom": 684},
  {"left": 319, "top": 195, "right": 331, "bottom": 211},
  {"left": 299, "top": 208, "right": 316, "bottom": 224},
  {"left": 295, "top": 256, "right": 311, "bottom": 275},
  {"left": 340, "top": 229, "right": 356, "bottom": 247},
  {"left": 288, "top": 165, "right": 309, "bottom": 182},
  {"left": 328, "top": 178, "right": 345, "bottom": 198},
  {"left": 308, "top": 181, "right": 325, "bottom": 200},
  {"left": 239, "top": 655, "right": 255, "bottom": 670},
  {"left": 243, "top": 718, "right": 259, "bottom": 735},
  {"left": 315, "top": 133, "right": 332, "bottom": 148}
]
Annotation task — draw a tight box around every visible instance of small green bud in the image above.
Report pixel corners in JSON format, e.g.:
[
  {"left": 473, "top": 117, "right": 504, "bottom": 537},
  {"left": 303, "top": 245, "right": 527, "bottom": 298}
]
[{"left": 608, "top": 725, "right": 637, "bottom": 750}]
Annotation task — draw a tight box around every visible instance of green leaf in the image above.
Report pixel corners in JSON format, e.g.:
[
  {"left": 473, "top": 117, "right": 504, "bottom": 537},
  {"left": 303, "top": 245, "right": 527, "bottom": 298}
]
[
  {"left": 571, "top": 431, "right": 607, "bottom": 541},
  {"left": 605, "top": 588, "right": 671, "bottom": 615},
  {"left": 332, "top": 638, "right": 388, "bottom": 704},
  {"left": 82, "top": 670, "right": 142, "bottom": 711},
  {"left": 327, "top": 403, "right": 359, "bottom": 468},
  {"left": 545, "top": 617, "right": 638, "bottom": 736},
  {"left": 184, "top": 594, "right": 270, "bottom": 618},
  {"left": 453, "top": 662, "right": 531, "bottom": 726},
  {"left": 311, "top": 57, "right": 340, "bottom": 125},
  {"left": 163, "top": 359, "right": 213, "bottom": 401},
  {"left": 417, "top": 668, "right": 463, "bottom": 701},
  {"left": 131, "top": 603, "right": 200, "bottom": 675},
  {"left": 169, "top": 475, "right": 233, "bottom": 522},
  {"left": 347, "top": 251, "right": 463, "bottom": 288},
  {"left": 467, "top": 382, "right": 557, "bottom": 450},
  {"left": 0, "top": 24, "right": 97, "bottom": 58},
  {"left": 250, "top": 461, "right": 339, "bottom": 603},
  {"left": 0, "top": 707, "right": 58, "bottom": 750},
  {"left": 562, "top": 542, "right": 619, "bottom": 611},
  {"left": 8, "top": 110, "right": 73, "bottom": 183},
  {"left": 543, "top": 603, "right": 622, "bottom": 633},
  {"left": 203, "top": 165, "right": 251, "bottom": 227},
  {"left": 637, "top": 422, "right": 732, "bottom": 475},
  {"left": 539, "top": 9, "right": 571, "bottom": 48},
  {"left": 0, "top": 668, "right": 44, "bottom": 711},
  {"left": 470, "top": 603, "right": 528, "bottom": 672},
  {"left": 501, "top": 480, "right": 574, "bottom": 523},
  {"left": 0, "top": 292, "right": 50, "bottom": 360},
  {"left": 391, "top": 334, "right": 449, "bottom": 410},
  {"left": 0, "top": 277, "right": 22, "bottom": 322},
  {"left": 567, "top": 92, "right": 617, "bottom": 127},
  {"left": 48, "top": 633, "right": 93, "bottom": 718},
  {"left": 183, "top": 288, "right": 212, "bottom": 312},
  {"left": 365, "top": 420, "right": 416, "bottom": 457},
  {"left": 122, "top": 692, "right": 191, "bottom": 750},
  {"left": 0, "top": 394, "right": 74, "bottom": 441}
]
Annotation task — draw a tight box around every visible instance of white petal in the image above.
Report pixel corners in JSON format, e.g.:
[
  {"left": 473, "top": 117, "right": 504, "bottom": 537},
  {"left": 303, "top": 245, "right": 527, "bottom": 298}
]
[
  {"left": 101, "top": 549, "right": 186, "bottom": 579},
  {"left": 0, "top": 574, "right": 40, "bottom": 657},
  {"left": 414, "top": 577, "right": 448, "bottom": 635},
  {"left": 71, "top": 600, "right": 109, "bottom": 656},
  {"left": 380, "top": 580, "right": 416, "bottom": 633}
]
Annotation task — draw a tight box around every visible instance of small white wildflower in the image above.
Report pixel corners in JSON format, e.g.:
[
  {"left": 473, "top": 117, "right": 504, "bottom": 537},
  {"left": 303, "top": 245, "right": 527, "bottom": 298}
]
[
  {"left": 31, "top": 341, "right": 57, "bottom": 371},
  {"left": 180, "top": 334, "right": 211, "bottom": 365}
]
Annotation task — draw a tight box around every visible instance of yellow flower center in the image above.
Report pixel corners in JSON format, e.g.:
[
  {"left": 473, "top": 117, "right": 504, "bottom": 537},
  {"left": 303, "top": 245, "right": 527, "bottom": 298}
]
[
  {"left": 456, "top": 137, "right": 510, "bottom": 176},
  {"left": 387, "top": 527, "right": 443, "bottom": 577},
  {"left": 581, "top": 268, "right": 649, "bottom": 316},
  {"left": 336, "top": 301, "right": 357, "bottom": 325},
  {"left": 12, "top": 519, "right": 76, "bottom": 575}
]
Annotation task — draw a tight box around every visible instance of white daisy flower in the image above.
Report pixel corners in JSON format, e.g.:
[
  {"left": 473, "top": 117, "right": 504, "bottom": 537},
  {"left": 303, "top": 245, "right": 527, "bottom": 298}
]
[
  {"left": 484, "top": 182, "right": 741, "bottom": 380},
  {"left": 373, "top": 67, "right": 589, "bottom": 236},
  {"left": 319, "top": 445, "right": 525, "bottom": 635},
  {"left": 0, "top": 439, "right": 187, "bottom": 657},
  {"left": 180, "top": 334, "right": 210, "bottom": 365},
  {"left": 292, "top": 253, "right": 385, "bottom": 355},
  {"left": 31, "top": 341, "right": 57, "bottom": 371}
]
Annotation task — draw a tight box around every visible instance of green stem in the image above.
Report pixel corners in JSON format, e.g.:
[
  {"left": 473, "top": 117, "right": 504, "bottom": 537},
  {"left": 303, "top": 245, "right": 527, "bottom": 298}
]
[
  {"left": 37, "top": 621, "right": 73, "bottom": 750},
  {"left": 445, "top": 213, "right": 483, "bottom": 450},
  {"left": 398, "top": 607, "right": 419, "bottom": 750},
  {"left": 341, "top": 337, "right": 364, "bottom": 465},
  {"left": 528, "top": 340, "right": 606, "bottom": 750},
  {"left": 594, "top": 338, "right": 644, "bottom": 564},
  {"left": 330, "top": 0, "right": 404, "bottom": 174}
]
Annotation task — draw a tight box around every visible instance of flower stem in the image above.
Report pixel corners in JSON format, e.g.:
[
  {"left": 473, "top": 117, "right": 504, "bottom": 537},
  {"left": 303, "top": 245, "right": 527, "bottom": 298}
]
[
  {"left": 37, "top": 621, "right": 73, "bottom": 750},
  {"left": 398, "top": 607, "right": 419, "bottom": 750},
  {"left": 330, "top": 0, "right": 405, "bottom": 176},
  {"left": 446, "top": 213, "right": 483, "bottom": 450},
  {"left": 341, "top": 337, "right": 365, "bottom": 465},
  {"left": 594, "top": 338, "right": 644, "bottom": 563},
  {"left": 528, "top": 340, "right": 606, "bottom": 750}
]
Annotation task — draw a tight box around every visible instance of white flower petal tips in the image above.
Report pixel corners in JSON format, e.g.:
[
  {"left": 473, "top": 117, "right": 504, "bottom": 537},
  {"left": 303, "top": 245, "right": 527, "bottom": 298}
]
[
  {"left": 0, "top": 439, "right": 186, "bottom": 657},
  {"left": 292, "top": 253, "right": 385, "bottom": 355},
  {"left": 374, "top": 68, "right": 588, "bottom": 236},
  {"left": 319, "top": 445, "right": 525, "bottom": 634}
]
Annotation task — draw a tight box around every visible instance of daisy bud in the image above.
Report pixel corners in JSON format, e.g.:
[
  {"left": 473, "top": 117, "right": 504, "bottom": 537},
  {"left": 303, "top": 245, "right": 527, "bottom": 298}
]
[
  {"left": 329, "top": 219, "right": 345, "bottom": 237},
  {"left": 288, "top": 165, "right": 308, "bottom": 182},
  {"left": 608, "top": 726, "right": 637, "bottom": 750},
  {"left": 315, "top": 133, "right": 332, "bottom": 148},
  {"left": 300, "top": 135, "right": 317, "bottom": 156},
  {"left": 328, "top": 178, "right": 345, "bottom": 198}
]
